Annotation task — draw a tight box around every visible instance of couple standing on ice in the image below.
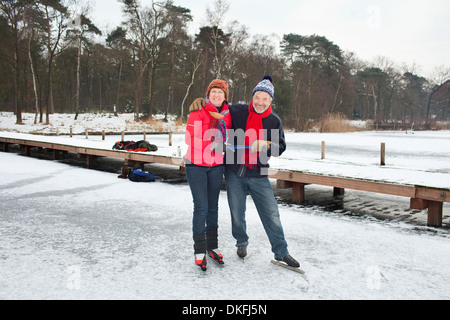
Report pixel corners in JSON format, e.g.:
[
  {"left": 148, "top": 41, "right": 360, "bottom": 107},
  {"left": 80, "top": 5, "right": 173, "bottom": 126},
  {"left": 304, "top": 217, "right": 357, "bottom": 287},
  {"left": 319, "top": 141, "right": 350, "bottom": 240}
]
[{"left": 184, "top": 76, "right": 300, "bottom": 271}]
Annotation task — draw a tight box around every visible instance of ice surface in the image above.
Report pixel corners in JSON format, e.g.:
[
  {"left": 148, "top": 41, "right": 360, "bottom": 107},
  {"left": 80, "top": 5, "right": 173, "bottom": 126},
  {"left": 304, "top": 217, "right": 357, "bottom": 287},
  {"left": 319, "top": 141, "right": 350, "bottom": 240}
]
[{"left": 1, "top": 152, "right": 449, "bottom": 300}]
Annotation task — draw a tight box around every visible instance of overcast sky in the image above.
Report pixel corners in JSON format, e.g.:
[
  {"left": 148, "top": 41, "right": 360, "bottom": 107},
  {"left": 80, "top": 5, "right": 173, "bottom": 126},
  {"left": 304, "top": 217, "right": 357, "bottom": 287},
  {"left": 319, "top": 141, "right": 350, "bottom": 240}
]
[{"left": 91, "top": 0, "right": 449, "bottom": 76}]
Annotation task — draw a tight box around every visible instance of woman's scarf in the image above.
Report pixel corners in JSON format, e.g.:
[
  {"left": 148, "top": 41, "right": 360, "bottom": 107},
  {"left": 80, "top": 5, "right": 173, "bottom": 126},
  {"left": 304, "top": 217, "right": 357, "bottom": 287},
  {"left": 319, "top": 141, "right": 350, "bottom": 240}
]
[{"left": 205, "top": 99, "right": 229, "bottom": 144}]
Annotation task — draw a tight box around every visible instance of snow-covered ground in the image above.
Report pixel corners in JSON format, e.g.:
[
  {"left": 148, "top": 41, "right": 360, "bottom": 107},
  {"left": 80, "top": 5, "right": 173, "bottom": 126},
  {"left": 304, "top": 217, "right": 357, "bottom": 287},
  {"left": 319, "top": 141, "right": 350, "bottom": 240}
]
[
  {"left": 1, "top": 152, "right": 449, "bottom": 300},
  {"left": 1, "top": 112, "right": 450, "bottom": 300},
  {"left": 0, "top": 112, "right": 184, "bottom": 135}
]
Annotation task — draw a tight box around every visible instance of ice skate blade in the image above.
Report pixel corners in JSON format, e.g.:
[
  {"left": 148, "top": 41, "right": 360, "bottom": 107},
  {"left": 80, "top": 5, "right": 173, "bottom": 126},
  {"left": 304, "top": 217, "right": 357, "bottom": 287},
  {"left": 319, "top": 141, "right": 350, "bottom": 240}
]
[
  {"left": 208, "top": 252, "right": 225, "bottom": 265},
  {"left": 210, "top": 258, "right": 225, "bottom": 266},
  {"left": 271, "top": 260, "right": 305, "bottom": 274}
]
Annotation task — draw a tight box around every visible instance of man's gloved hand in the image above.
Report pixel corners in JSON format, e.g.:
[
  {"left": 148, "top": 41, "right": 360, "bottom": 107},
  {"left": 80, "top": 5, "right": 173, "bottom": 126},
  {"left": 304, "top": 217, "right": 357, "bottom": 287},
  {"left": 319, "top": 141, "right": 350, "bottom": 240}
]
[
  {"left": 189, "top": 98, "right": 206, "bottom": 112},
  {"left": 251, "top": 140, "right": 272, "bottom": 153}
]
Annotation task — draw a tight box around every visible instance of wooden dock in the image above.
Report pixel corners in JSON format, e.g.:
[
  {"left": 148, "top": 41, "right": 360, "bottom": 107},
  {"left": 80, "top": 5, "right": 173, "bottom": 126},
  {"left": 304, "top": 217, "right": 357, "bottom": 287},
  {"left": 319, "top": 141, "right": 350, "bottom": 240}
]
[
  {"left": 0, "top": 134, "right": 180, "bottom": 168},
  {"left": 269, "top": 169, "right": 448, "bottom": 228},
  {"left": 1, "top": 133, "right": 448, "bottom": 228}
]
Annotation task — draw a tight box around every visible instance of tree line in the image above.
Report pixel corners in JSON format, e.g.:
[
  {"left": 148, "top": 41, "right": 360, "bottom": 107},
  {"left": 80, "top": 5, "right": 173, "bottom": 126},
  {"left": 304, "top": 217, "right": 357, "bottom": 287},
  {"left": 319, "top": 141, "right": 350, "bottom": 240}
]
[{"left": 1, "top": 0, "right": 449, "bottom": 130}]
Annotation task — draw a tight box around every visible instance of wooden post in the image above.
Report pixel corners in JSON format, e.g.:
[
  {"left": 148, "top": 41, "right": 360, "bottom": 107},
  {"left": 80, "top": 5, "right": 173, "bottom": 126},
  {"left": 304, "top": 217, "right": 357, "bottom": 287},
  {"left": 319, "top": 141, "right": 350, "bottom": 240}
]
[
  {"left": 86, "top": 155, "right": 95, "bottom": 168},
  {"left": 427, "top": 201, "right": 443, "bottom": 228},
  {"left": 333, "top": 187, "right": 345, "bottom": 196},
  {"left": 85, "top": 129, "right": 89, "bottom": 139},
  {"left": 292, "top": 182, "right": 306, "bottom": 203},
  {"left": 143, "top": 132, "right": 146, "bottom": 141},
  {"left": 125, "top": 159, "right": 144, "bottom": 170},
  {"left": 70, "top": 127, "right": 73, "bottom": 138},
  {"left": 169, "top": 132, "right": 173, "bottom": 146},
  {"left": 121, "top": 132, "right": 125, "bottom": 141},
  {"left": 102, "top": 130, "right": 105, "bottom": 141},
  {"left": 381, "top": 143, "right": 386, "bottom": 166},
  {"left": 24, "top": 145, "right": 31, "bottom": 156},
  {"left": 321, "top": 141, "right": 325, "bottom": 160}
]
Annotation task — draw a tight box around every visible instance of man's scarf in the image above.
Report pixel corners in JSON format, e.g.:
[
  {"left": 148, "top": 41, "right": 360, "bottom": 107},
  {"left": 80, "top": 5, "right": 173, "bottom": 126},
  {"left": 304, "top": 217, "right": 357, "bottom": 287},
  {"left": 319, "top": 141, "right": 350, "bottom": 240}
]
[{"left": 243, "top": 101, "right": 272, "bottom": 169}]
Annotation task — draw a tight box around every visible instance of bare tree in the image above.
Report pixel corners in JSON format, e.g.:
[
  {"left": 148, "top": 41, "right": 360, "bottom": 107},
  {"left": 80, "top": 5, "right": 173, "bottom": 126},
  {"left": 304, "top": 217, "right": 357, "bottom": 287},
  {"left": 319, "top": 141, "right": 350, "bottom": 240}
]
[
  {"left": 122, "top": 0, "right": 164, "bottom": 120},
  {"left": 0, "top": 0, "right": 34, "bottom": 124},
  {"left": 205, "top": 0, "right": 230, "bottom": 78},
  {"left": 425, "top": 65, "right": 450, "bottom": 126},
  {"left": 66, "top": 1, "right": 101, "bottom": 120},
  {"left": 106, "top": 26, "right": 129, "bottom": 115},
  {"left": 162, "top": 2, "right": 192, "bottom": 120},
  {"left": 21, "top": 1, "right": 42, "bottom": 124},
  {"left": 180, "top": 51, "right": 202, "bottom": 120},
  {"left": 39, "top": 0, "right": 69, "bottom": 124}
]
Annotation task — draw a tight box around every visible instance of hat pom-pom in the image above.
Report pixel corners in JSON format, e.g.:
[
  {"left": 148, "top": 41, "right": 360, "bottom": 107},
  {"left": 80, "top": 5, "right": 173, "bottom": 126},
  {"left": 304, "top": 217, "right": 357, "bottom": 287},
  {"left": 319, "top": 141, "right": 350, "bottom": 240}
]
[{"left": 263, "top": 75, "right": 273, "bottom": 83}]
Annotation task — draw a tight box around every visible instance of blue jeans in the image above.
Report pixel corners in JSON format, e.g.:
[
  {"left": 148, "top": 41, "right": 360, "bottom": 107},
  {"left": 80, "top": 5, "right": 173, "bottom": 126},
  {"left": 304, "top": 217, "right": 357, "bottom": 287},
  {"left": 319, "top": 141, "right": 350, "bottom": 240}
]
[
  {"left": 186, "top": 165, "right": 224, "bottom": 235},
  {"left": 225, "top": 169, "right": 289, "bottom": 258}
]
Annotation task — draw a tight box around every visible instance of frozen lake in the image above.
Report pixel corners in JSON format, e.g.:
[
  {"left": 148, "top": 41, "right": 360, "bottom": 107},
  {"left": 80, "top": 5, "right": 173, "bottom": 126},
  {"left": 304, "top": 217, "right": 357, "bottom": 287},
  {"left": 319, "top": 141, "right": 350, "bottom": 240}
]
[
  {"left": 1, "top": 113, "right": 450, "bottom": 300},
  {"left": 1, "top": 152, "right": 449, "bottom": 300}
]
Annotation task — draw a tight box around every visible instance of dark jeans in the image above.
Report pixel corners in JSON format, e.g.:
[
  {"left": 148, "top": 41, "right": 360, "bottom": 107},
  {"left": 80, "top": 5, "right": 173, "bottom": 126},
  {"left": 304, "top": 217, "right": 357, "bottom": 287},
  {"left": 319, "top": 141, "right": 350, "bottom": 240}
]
[
  {"left": 225, "top": 169, "right": 289, "bottom": 258},
  {"left": 186, "top": 165, "right": 224, "bottom": 236}
]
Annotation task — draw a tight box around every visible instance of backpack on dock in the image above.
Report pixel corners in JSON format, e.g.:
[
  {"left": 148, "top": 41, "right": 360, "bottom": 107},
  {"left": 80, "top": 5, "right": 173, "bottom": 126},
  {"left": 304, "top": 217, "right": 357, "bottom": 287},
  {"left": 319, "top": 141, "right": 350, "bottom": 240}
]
[{"left": 113, "top": 140, "right": 158, "bottom": 152}]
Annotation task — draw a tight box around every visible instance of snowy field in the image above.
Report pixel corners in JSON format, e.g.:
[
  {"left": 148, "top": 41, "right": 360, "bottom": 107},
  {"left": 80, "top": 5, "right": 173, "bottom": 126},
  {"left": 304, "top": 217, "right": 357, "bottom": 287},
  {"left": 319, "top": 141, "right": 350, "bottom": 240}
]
[
  {"left": 0, "top": 112, "right": 184, "bottom": 135},
  {"left": 1, "top": 112, "right": 450, "bottom": 300}
]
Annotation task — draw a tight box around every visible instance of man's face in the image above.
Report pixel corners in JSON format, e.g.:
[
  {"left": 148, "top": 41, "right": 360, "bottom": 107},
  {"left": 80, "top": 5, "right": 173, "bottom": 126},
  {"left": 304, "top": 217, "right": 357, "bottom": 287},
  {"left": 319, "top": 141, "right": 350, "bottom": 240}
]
[{"left": 252, "top": 91, "right": 272, "bottom": 114}]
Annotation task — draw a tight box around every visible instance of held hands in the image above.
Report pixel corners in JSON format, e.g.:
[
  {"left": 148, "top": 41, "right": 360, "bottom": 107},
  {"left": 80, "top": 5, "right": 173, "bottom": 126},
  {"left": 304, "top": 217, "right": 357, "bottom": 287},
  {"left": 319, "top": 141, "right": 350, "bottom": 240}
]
[
  {"left": 251, "top": 140, "right": 271, "bottom": 153},
  {"left": 189, "top": 98, "right": 206, "bottom": 112}
]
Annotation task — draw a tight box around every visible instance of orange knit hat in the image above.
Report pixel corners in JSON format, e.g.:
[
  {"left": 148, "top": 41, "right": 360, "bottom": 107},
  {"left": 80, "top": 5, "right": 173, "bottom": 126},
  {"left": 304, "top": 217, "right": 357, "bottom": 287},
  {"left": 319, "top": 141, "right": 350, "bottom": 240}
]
[{"left": 206, "top": 79, "right": 229, "bottom": 101}]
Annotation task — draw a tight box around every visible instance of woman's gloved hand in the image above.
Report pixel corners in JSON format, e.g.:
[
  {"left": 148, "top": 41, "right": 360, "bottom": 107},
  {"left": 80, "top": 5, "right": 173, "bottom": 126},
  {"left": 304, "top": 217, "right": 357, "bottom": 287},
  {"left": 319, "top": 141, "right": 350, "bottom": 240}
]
[{"left": 189, "top": 98, "right": 206, "bottom": 112}]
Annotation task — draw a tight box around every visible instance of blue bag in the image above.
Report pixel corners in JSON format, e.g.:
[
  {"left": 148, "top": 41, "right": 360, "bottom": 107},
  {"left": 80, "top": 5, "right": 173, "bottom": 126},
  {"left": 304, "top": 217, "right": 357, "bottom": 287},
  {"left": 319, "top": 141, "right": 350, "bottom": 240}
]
[{"left": 128, "top": 167, "right": 155, "bottom": 182}]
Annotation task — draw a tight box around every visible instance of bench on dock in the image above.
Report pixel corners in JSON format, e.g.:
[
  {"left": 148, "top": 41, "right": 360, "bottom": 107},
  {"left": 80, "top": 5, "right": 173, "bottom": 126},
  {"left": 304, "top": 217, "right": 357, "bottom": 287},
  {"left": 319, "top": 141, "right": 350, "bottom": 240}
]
[{"left": 1, "top": 134, "right": 448, "bottom": 228}]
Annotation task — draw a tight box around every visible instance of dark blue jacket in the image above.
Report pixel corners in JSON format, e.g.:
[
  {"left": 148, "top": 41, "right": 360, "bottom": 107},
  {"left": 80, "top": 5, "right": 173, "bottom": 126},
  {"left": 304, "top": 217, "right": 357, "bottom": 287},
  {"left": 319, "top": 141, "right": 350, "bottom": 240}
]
[{"left": 225, "top": 104, "right": 286, "bottom": 178}]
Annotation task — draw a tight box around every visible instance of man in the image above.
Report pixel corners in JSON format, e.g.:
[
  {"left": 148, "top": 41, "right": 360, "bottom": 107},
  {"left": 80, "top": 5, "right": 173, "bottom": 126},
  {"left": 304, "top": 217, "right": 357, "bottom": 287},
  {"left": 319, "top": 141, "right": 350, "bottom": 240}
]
[{"left": 190, "top": 76, "right": 300, "bottom": 268}]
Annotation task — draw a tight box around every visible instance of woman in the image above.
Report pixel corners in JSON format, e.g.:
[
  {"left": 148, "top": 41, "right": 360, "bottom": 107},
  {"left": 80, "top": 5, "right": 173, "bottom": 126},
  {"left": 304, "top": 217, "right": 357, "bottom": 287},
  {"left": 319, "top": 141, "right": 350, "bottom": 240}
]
[{"left": 184, "top": 79, "right": 232, "bottom": 271}]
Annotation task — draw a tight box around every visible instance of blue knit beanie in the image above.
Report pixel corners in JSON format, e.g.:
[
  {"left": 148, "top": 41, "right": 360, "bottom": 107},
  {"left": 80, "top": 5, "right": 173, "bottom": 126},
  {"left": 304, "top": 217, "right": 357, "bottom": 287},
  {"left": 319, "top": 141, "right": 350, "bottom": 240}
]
[{"left": 252, "top": 75, "right": 274, "bottom": 99}]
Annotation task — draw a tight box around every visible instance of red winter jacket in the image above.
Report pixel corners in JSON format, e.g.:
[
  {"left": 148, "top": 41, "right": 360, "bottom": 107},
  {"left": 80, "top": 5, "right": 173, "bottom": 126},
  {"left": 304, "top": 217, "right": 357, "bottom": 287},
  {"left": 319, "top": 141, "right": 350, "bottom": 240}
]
[{"left": 185, "top": 102, "right": 232, "bottom": 167}]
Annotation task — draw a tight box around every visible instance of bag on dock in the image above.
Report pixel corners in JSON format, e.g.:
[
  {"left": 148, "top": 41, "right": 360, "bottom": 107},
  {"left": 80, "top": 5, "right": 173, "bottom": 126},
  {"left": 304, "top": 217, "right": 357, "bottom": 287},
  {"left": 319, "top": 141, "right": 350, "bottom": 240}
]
[
  {"left": 128, "top": 167, "right": 155, "bottom": 182},
  {"left": 113, "top": 140, "right": 158, "bottom": 152}
]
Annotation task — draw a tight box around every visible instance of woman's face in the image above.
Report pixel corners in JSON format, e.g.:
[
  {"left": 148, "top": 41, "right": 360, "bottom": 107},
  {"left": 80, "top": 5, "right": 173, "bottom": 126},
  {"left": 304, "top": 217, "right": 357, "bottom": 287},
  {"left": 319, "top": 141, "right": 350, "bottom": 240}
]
[{"left": 209, "top": 88, "right": 226, "bottom": 108}]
